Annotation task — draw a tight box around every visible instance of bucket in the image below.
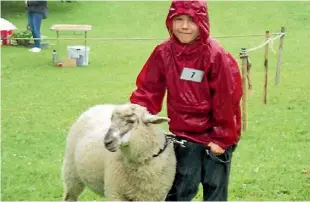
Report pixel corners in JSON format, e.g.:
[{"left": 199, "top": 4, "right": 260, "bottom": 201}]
[
  {"left": 1, "top": 30, "right": 13, "bottom": 45},
  {"left": 67, "top": 45, "right": 90, "bottom": 66}
]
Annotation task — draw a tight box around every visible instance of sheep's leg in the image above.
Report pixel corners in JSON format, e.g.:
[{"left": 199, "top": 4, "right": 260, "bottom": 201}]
[
  {"left": 62, "top": 178, "right": 85, "bottom": 201},
  {"left": 104, "top": 186, "right": 124, "bottom": 201},
  {"left": 62, "top": 160, "right": 85, "bottom": 201}
]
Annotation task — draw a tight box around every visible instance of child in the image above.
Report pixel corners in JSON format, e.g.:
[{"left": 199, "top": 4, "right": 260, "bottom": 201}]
[
  {"left": 129, "top": 0, "right": 242, "bottom": 201},
  {"left": 25, "top": 0, "right": 48, "bottom": 53}
]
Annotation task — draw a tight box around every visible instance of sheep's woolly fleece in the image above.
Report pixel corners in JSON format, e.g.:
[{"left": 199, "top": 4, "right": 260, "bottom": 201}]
[{"left": 62, "top": 104, "right": 176, "bottom": 201}]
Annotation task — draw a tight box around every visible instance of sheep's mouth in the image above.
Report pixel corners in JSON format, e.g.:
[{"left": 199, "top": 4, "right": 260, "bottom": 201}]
[
  {"left": 107, "top": 147, "right": 118, "bottom": 152},
  {"left": 105, "top": 144, "right": 119, "bottom": 152},
  {"left": 104, "top": 138, "right": 120, "bottom": 152}
]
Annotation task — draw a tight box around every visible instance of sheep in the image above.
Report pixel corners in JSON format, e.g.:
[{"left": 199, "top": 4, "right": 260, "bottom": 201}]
[{"left": 61, "top": 103, "right": 177, "bottom": 201}]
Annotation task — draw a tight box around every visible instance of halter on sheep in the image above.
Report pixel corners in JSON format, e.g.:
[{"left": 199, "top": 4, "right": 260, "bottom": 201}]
[
  {"left": 104, "top": 104, "right": 187, "bottom": 157},
  {"left": 104, "top": 104, "right": 170, "bottom": 155}
]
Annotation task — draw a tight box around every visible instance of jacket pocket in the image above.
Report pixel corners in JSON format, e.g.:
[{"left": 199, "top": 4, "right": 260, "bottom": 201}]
[{"left": 167, "top": 100, "right": 213, "bottom": 133}]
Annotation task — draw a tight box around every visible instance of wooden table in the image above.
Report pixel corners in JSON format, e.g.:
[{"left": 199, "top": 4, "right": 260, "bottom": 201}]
[{"left": 50, "top": 24, "right": 92, "bottom": 63}]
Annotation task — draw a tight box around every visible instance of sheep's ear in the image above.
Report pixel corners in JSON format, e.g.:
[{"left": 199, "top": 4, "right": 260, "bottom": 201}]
[
  {"left": 119, "top": 104, "right": 136, "bottom": 117},
  {"left": 143, "top": 114, "right": 170, "bottom": 125},
  {"left": 130, "top": 104, "right": 137, "bottom": 111}
]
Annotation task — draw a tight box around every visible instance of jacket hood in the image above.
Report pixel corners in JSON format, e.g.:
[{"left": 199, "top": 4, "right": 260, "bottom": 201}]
[{"left": 165, "top": 0, "right": 210, "bottom": 44}]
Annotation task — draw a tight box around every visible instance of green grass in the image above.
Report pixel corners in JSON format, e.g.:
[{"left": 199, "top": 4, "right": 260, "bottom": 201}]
[{"left": 1, "top": 1, "right": 310, "bottom": 201}]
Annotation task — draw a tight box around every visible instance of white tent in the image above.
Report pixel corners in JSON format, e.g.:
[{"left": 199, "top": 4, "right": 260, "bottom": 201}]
[{"left": 0, "top": 17, "right": 17, "bottom": 31}]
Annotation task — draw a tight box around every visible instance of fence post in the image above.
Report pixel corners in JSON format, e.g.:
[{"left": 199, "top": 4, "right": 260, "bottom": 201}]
[
  {"left": 240, "top": 48, "right": 248, "bottom": 132},
  {"left": 247, "top": 57, "right": 252, "bottom": 90},
  {"left": 275, "top": 27, "right": 286, "bottom": 86},
  {"left": 263, "top": 31, "right": 270, "bottom": 104}
]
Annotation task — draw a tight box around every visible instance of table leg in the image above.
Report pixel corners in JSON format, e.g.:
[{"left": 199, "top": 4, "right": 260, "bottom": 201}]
[
  {"left": 84, "top": 31, "right": 87, "bottom": 66},
  {"left": 56, "top": 30, "right": 59, "bottom": 63}
]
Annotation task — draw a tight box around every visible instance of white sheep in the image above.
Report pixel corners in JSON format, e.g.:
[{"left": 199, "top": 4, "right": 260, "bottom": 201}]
[{"left": 61, "top": 103, "right": 176, "bottom": 201}]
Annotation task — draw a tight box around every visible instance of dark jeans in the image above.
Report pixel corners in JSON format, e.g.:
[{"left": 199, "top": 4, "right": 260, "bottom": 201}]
[
  {"left": 28, "top": 12, "right": 43, "bottom": 48},
  {"left": 165, "top": 139, "right": 234, "bottom": 201}
]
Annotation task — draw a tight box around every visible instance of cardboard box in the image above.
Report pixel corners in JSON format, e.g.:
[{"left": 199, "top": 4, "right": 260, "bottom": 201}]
[{"left": 62, "top": 58, "right": 77, "bottom": 67}]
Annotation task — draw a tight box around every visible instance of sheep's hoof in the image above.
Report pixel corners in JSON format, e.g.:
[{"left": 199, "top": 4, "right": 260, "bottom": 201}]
[{"left": 63, "top": 193, "right": 77, "bottom": 201}]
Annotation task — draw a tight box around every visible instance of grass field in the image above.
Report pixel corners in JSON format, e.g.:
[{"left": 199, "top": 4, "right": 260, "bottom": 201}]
[{"left": 1, "top": 1, "right": 310, "bottom": 201}]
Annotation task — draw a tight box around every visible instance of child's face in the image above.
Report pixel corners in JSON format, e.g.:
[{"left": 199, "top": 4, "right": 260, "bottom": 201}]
[{"left": 172, "top": 14, "right": 200, "bottom": 44}]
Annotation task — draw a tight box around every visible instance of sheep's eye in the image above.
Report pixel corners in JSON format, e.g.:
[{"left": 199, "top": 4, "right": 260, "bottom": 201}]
[{"left": 126, "top": 119, "right": 135, "bottom": 124}]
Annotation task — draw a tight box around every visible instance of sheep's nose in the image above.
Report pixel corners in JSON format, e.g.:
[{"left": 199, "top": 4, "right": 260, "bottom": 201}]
[{"left": 104, "top": 139, "right": 113, "bottom": 147}]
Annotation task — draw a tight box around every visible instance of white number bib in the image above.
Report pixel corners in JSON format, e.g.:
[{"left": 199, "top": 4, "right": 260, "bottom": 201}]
[{"left": 180, "top": 67, "right": 204, "bottom": 82}]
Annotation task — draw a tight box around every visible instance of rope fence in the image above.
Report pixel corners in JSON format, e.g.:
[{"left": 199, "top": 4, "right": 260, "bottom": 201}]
[
  {"left": 247, "top": 32, "right": 285, "bottom": 53},
  {"left": 239, "top": 27, "right": 286, "bottom": 132},
  {"left": 7, "top": 32, "right": 281, "bottom": 41}
]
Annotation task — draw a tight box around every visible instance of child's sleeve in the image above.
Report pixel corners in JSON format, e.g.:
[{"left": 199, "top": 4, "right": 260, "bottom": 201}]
[
  {"left": 208, "top": 52, "right": 243, "bottom": 150},
  {"left": 129, "top": 47, "right": 166, "bottom": 115}
]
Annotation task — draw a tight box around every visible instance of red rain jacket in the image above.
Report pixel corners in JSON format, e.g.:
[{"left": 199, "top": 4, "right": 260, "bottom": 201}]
[{"left": 130, "top": 0, "right": 243, "bottom": 150}]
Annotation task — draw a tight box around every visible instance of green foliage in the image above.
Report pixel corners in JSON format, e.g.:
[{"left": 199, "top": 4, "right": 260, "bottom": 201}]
[
  {"left": 11, "top": 29, "right": 32, "bottom": 46},
  {"left": 12, "top": 30, "right": 32, "bottom": 39}
]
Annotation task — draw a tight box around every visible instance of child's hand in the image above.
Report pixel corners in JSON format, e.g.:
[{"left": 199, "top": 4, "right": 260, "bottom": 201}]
[{"left": 206, "top": 142, "right": 225, "bottom": 156}]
